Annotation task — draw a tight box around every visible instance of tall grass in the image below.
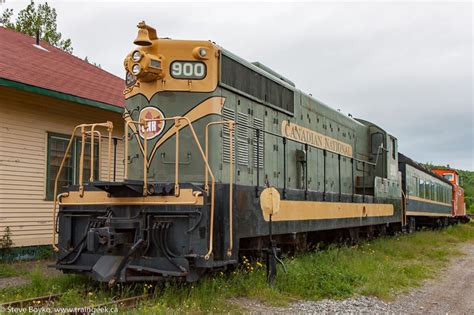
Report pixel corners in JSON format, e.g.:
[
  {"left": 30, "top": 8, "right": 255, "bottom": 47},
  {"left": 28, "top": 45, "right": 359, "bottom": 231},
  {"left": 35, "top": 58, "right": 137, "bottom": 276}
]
[
  {"left": 1, "top": 222, "right": 473, "bottom": 313},
  {"left": 139, "top": 222, "right": 474, "bottom": 313}
]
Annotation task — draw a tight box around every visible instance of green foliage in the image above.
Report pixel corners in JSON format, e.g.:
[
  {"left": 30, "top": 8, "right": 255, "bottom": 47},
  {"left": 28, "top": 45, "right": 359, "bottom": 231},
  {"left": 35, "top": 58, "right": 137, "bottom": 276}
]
[
  {"left": 0, "top": 0, "right": 73, "bottom": 53},
  {"left": 0, "top": 264, "right": 18, "bottom": 278},
  {"left": 0, "top": 226, "right": 13, "bottom": 258},
  {"left": 0, "top": 265, "right": 91, "bottom": 302},
  {"left": 458, "top": 169, "right": 474, "bottom": 214},
  {"left": 84, "top": 56, "right": 102, "bottom": 69},
  {"left": 1, "top": 223, "right": 473, "bottom": 312}
]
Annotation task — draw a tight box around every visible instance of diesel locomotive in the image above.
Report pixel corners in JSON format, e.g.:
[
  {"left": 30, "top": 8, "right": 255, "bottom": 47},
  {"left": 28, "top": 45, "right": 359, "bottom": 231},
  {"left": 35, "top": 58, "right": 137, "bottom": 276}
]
[{"left": 52, "top": 22, "right": 467, "bottom": 283}]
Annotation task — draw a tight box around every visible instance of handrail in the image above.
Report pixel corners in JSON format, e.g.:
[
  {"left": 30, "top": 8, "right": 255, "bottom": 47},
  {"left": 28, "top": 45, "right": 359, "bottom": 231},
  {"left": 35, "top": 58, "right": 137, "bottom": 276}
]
[
  {"left": 86, "top": 130, "right": 102, "bottom": 179},
  {"left": 125, "top": 116, "right": 216, "bottom": 260},
  {"left": 144, "top": 117, "right": 182, "bottom": 196},
  {"left": 124, "top": 120, "right": 146, "bottom": 195},
  {"left": 401, "top": 188, "right": 407, "bottom": 227},
  {"left": 232, "top": 121, "right": 379, "bottom": 201},
  {"left": 52, "top": 122, "right": 114, "bottom": 252},
  {"left": 232, "top": 121, "right": 377, "bottom": 167},
  {"left": 205, "top": 121, "right": 235, "bottom": 257},
  {"left": 90, "top": 123, "right": 113, "bottom": 182}
]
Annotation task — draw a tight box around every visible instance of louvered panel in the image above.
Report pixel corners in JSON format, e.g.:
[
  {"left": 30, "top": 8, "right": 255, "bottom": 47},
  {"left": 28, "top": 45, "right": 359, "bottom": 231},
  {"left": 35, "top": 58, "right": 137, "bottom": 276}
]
[
  {"left": 222, "top": 107, "right": 235, "bottom": 163},
  {"left": 253, "top": 117, "right": 264, "bottom": 168},
  {"left": 237, "top": 112, "right": 249, "bottom": 166}
]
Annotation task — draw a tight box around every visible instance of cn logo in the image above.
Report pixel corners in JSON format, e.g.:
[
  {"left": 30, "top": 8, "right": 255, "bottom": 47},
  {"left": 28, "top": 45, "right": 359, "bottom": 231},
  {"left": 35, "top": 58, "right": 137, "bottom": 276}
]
[{"left": 138, "top": 106, "right": 166, "bottom": 140}]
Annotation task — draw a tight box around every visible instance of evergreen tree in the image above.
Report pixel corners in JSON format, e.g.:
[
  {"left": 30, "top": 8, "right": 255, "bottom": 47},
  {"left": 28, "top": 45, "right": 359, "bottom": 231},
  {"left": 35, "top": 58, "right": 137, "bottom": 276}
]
[{"left": 0, "top": 1, "right": 73, "bottom": 53}]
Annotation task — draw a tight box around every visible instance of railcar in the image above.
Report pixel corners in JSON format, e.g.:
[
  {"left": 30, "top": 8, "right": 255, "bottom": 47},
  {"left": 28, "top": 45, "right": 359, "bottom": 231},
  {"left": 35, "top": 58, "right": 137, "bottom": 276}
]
[
  {"left": 398, "top": 153, "right": 453, "bottom": 230},
  {"left": 53, "top": 21, "right": 459, "bottom": 284}
]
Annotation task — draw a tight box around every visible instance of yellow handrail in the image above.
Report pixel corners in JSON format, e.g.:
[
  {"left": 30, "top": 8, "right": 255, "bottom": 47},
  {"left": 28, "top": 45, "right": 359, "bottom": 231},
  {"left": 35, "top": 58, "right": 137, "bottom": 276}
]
[
  {"left": 86, "top": 130, "right": 101, "bottom": 180},
  {"left": 89, "top": 122, "right": 114, "bottom": 182},
  {"left": 52, "top": 122, "right": 114, "bottom": 252},
  {"left": 205, "top": 121, "right": 235, "bottom": 257},
  {"left": 124, "top": 120, "right": 147, "bottom": 194},
  {"left": 139, "top": 116, "right": 217, "bottom": 259}
]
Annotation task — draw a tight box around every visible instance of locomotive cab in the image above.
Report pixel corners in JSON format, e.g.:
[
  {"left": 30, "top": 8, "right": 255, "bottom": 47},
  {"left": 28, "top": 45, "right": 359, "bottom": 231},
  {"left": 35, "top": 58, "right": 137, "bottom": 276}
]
[
  {"left": 54, "top": 22, "right": 234, "bottom": 283},
  {"left": 432, "top": 169, "right": 466, "bottom": 218}
]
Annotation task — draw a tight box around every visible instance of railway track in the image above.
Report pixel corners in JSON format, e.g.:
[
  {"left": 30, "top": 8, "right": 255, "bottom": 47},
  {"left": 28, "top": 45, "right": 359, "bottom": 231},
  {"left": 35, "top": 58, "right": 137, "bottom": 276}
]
[
  {"left": 0, "top": 292, "right": 152, "bottom": 314},
  {"left": 0, "top": 292, "right": 64, "bottom": 309}
]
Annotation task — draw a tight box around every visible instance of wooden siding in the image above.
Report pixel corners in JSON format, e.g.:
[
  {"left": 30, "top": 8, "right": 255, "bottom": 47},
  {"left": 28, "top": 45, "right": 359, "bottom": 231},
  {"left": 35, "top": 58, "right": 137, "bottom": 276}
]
[{"left": 0, "top": 86, "right": 124, "bottom": 247}]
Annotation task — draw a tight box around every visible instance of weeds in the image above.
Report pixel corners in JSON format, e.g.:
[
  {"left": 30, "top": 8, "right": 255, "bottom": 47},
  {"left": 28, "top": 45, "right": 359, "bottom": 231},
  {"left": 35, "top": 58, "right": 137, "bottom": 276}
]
[
  {"left": 0, "top": 264, "right": 17, "bottom": 278},
  {"left": 0, "top": 222, "right": 473, "bottom": 313}
]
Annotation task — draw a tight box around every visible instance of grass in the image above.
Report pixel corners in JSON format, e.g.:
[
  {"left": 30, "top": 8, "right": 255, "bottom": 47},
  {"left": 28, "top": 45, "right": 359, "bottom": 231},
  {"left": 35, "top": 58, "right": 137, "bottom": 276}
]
[
  {"left": 0, "top": 264, "right": 18, "bottom": 278},
  {"left": 0, "top": 222, "right": 473, "bottom": 313},
  {"left": 468, "top": 205, "right": 474, "bottom": 215}
]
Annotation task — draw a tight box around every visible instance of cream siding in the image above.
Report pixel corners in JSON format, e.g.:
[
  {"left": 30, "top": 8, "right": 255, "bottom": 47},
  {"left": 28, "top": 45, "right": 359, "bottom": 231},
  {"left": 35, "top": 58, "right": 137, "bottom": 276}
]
[{"left": 0, "top": 86, "right": 124, "bottom": 247}]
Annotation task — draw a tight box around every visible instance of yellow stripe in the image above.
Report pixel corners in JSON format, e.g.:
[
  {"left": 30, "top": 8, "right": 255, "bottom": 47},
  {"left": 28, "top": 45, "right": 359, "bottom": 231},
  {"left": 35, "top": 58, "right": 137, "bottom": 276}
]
[
  {"left": 406, "top": 211, "right": 451, "bottom": 217},
  {"left": 263, "top": 200, "right": 394, "bottom": 222},
  {"left": 60, "top": 189, "right": 204, "bottom": 206},
  {"left": 407, "top": 195, "right": 451, "bottom": 206},
  {"left": 147, "top": 96, "right": 225, "bottom": 166}
]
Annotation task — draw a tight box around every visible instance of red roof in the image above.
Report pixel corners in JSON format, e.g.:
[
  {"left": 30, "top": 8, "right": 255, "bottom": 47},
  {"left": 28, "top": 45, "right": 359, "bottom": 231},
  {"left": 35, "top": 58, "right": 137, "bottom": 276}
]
[{"left": 0, "top": 27, "right": 124, "bottom": 108}]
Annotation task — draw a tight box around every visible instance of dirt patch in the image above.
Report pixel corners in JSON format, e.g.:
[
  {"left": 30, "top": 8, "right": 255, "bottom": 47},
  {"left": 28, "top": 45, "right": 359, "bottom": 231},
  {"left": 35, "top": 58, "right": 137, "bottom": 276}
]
[
  {"left": 0, "top": 277, "right": 30, "bottom": 290},
  {"left": 389, "top": 242, "right": 474, "bottom": 314},
  {"left": 0, "top": 259, "right": 61, "bottom": 290}
]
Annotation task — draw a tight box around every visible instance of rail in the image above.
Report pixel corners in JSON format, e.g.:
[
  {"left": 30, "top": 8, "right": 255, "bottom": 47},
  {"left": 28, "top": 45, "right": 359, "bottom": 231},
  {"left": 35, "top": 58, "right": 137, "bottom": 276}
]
[
  {"left": 232, "top": 122, "right": 377, "bottom": 201},
  {"left": 205, "top": 121, "right": 235, "bottom": 257},
  {"left": 51, "top": 122, "right": 114, "bottom": 252},
  {"left": 0, "top": 292, "right": 151, "bottom": 313},
  {"left": 124, "top": 116, "right": 217, "bottom": 260}
]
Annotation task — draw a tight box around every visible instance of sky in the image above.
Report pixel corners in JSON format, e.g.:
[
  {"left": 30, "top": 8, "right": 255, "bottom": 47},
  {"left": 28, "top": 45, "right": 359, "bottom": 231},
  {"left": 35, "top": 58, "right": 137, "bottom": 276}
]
[{"left": 2, "top": 0, "right": 473, "bottom": 170}]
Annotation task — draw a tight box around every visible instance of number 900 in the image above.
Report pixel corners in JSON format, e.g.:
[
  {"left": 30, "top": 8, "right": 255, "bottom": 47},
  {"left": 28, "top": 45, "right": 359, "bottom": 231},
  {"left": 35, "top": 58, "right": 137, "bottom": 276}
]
[{"left": 170, "top": 61, "right": 207, "bottom": 80}]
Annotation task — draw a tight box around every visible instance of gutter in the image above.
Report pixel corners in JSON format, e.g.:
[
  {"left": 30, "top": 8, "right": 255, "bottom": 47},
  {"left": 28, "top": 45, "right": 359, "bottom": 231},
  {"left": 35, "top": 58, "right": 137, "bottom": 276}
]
[{"left": 0, "top": 78, "right": 123, "bottom": 114}]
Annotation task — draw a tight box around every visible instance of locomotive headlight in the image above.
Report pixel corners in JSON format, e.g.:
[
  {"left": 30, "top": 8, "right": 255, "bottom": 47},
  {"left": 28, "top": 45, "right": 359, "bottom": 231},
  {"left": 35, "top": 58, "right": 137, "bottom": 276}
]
[
  {"left": 131, "top": 64, "right": 141, "bottom": 75},
  {"left": 193, "top": 47, "right": 209, "bottom": 60},
  {"left": 132, "top": 50, "right": 143, "bottom": 62}
]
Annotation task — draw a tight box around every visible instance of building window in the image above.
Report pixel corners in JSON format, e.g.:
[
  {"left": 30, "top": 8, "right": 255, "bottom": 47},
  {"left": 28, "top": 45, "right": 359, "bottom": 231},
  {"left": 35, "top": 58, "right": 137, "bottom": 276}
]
[{"left": 46, "top": 133, "right": 99, "bottom": 200}]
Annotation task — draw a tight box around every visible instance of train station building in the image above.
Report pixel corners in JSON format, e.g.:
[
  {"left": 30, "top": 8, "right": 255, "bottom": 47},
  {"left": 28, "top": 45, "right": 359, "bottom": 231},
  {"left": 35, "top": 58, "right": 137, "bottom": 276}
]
[{"left": 0, "top": 27, "right": 125, "bottom": 247}]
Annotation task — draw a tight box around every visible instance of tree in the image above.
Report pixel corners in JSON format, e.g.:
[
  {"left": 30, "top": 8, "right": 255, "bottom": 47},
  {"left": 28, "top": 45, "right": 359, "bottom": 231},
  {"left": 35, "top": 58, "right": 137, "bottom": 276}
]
[
  {"left": 84, "top": 56, "right": 102, "bottom": 69},
  {"left": 0, "top": 1, "right": 73, "bottom": 53}
]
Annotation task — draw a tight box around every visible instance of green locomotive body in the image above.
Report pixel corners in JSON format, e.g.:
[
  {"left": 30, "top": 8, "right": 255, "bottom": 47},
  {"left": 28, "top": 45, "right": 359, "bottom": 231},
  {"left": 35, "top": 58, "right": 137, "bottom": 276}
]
[{"left": 54, "top": 22, "right": 403, "bottom": 283}]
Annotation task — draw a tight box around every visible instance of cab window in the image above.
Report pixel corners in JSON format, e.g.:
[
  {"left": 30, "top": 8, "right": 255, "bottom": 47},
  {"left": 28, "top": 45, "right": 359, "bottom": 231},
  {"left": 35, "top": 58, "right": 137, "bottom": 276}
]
[{"left": 443, "top": 173, "right": 453, "bottom": 181}]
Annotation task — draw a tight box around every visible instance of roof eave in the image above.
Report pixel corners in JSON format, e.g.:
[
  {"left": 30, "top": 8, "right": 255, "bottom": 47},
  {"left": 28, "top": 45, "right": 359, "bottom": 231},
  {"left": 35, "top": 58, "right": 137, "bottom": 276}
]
[{"left": 0, "top": 78, "right": 123, "bottom": 114}]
